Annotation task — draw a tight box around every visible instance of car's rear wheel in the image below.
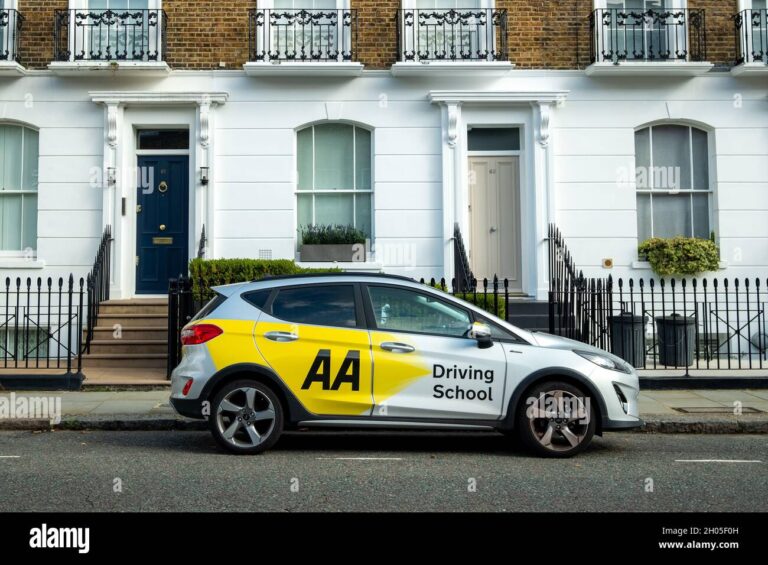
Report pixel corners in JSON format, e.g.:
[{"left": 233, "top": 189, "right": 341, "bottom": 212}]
[
  {"left": 209, "top": 380, "right": 283, "bottom": 454},
  {"left": 516, "top": 381, "right": 596, "bottom": 458}
]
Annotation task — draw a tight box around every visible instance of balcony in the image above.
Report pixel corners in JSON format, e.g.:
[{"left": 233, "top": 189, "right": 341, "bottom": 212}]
[
  {"left": 245, "top": 9, "right": 362, "bottom": 76},
  {"left": 733, "top": 8, "right": 768, "bottom": 75},
  {"left": 392, "top": 8, "right": 512, "bottom": 76},
  {"left": 50, "top": 9, "right": 169, "bottom": 75},
  {"left": 0, "top": 9, "right": 24, "bottom": 75},
  {"left": 587, "top": 8, "right": 713, "bottom": 77}
]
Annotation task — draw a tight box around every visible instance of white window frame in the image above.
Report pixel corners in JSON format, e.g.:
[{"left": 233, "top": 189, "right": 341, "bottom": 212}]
[
  {"left": 635, "top": 123, "right": 713, "bottom": 242},
  {"left": 295, "top": 123, "right": 374, "bottom": 240},
  {"left": 400, "top": 0, "right": 495, "bottom": 62},
  {"left": 66, "top": 0, "right": 163, "bottom": 62},
  {"left": 258, "top": 0, "right": 351, "bottom": 63},
  {"left": 0, "top": 123, "right": 39, "bottom": 256}
]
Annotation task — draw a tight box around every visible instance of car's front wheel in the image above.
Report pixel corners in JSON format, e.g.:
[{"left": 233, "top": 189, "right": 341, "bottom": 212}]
[
  {"left": 209, "top": 380, "right": 283, "bottom": 454},
  {"left": 516, "top": 381, "right": 596, "bottom": 458}
]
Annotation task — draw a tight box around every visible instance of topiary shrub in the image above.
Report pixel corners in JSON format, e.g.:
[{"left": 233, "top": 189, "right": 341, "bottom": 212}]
[
  {"left": 188, "top": 258, "right": 340, "bottom": 299},
  {"left": 638, "top": 237, "right": 720, "bottom": 276}
]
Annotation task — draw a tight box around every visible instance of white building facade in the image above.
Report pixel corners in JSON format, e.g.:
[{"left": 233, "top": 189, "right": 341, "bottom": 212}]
[{"left": 0, "top": 1, "right": 767, "bottom": 301}]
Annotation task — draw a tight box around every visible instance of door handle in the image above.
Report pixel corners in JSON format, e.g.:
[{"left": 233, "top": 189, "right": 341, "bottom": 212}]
[
  {"left": 489, "top": 226, "right": 498, "bottom": 233},
  {"left": 380, "top": 342, "right": 415, "bottom": 353},
  {"left": 264, "top": 331, "right": 298, "bottom": 342}
]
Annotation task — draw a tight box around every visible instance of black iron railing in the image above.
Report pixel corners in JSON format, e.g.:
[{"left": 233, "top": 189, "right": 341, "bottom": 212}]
[
  {"left": 167, "top": 276, "right": 198, "bottom": 379},
  {"left": 397, "top": 8, "right": 508, "bottom": 62},
  {"left": 590, "top": 8, "right": 706, "bottom": 64},
  {"left": 248, "top": 9, "right": 357, "bottom": 62},
  {"left": 735, "top": 8, "right": 768, "bottom": 65},
  {"left": 83, "top": 226, "right": 112, "bottom": 355},
  {"left": 0, "top": 9, "right": 24, "bottom": 63},
  {"left": 54, "top": 9, "right": 167, "bottom": 62},
  {"left": 548, "top": 224, "right": 768, "bottom": 372},
  {"left": 453, "top": 223, "right": 474, "bottom": 293},
  {"left": 1, "top": 275, "right": 85, "bottom": 372}
]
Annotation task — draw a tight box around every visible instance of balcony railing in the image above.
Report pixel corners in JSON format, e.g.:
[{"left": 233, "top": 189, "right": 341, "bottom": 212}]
[
  {"left": 735, "top": 9, "right": 768, "bottom": 65},
  {"left": 248, "top": 9, "right": 357, "bottom": 63},
  {"left": 397, "top": 8, "right": 508, "bottom": 62},
  {"left": 0, "top": 9, "right": 23, "bottom": 63},
  {"left": 54, "top": 9, "right": 167, "bottom": 62},
  {"left": 590, "top": 8, "right": 706, "bottom": 64}
]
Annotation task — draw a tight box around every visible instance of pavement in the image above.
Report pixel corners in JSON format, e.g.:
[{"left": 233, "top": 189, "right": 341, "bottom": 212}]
[
  {"left": 0, "top": 431, "right": 765, "bottom": 511},
  {"left": 1, "top": 388, "right": 768, "bottom": 433}
]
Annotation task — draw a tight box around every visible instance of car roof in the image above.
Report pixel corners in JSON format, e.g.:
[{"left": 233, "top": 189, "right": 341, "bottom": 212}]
[{"left": 212, "top": 272, "right": 433, "bottom": 295}]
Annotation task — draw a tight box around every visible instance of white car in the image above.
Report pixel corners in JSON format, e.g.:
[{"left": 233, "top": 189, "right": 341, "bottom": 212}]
[{"left": 170, "top": 273, "right": 642, "bottom": 457}]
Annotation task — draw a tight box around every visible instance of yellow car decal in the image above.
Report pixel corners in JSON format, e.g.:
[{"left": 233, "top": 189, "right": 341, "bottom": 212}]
[
  {"left": 254, "top": 321, "right": 374, "bottom": 416},
  {"left": 370, "top": 331, "right": 431, "bottom": 409}
]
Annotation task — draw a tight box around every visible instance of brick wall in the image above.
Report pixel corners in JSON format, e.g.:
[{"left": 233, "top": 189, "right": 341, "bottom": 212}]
[{"left": 14, "top": 0, "right": 740, "bottom": 71}]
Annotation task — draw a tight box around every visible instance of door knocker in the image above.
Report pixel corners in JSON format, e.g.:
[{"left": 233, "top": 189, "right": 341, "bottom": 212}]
[{"left": 158, "top": 181, "right": 168, "bottom": 193}]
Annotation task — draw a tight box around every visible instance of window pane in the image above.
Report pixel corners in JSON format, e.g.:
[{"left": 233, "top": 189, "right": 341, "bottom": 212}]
[
  {"left": 297, "top": 127, "right": 313, "bottom": 191},
  {"left": 2, "top": 126, "right": 22, "bottom": 191},
  {"left": 652, "top": 125, "right": 691, "bottom": 190},
  {"left": 315, "top": 124, "right": 354, "bottom": 190},
  {"left": 0, "top": 194, "right": 22, "bottom": 250},
  {"left": 355, "top": 127, "right": 371, "bottom": 191},
  {"left": 297, "top": 193, "right": 313, "bottom": 229},
  {"left": 652, "top": 194, "right": 691, "bottom": 238},
  {"left": 367, "top": 285, "right": 471, "bottom": 337},
  {"left": 242, "top": 290, "right": 272, "bottom": 311},
  {"left": 21, "top": 194, "right": 37, "bottom": 251},
  {"left": 691, "top": 127, "right": 709, "bottom": 190},
  {"left": 22, "top": 128, "right": 39, "bottom": 191},
  {"left": 467, "top": 128, "right": 521, "bottom": 151},
  {"left": 272, "top": 285, "right": 357, "bottom": 328},
  {"left": 315, "top": 193, "right": 353, "bottom": 226},
  {"left": 137, "top": 129, "right": 189, "bottom": 150},
  {"left": 692, "top": 193, "right": 710, "bottom": 239},
  {"left": 637, "top": 194, "right": 652, "bottom": 242},
  {"left": 635, "top": 128, "right": 651, "bottom": 189},
  {"left": 354, "top": 193, "right": 371, "bottom": 237}
]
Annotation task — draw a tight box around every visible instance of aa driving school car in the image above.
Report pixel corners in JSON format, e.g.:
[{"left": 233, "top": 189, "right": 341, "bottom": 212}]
[{"left": 170, "top": 274, "right": 641, "bottom": 457}]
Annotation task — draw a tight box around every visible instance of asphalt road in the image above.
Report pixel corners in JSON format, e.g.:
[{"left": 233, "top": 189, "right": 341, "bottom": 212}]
[{"left": 0, "top": 430, "right": 765, "bottom": 512}]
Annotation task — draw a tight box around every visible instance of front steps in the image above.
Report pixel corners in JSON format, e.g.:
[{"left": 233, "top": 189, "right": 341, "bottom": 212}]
[
  {"left": 507, "top": 300, "right": 549, "bottom": 333},
  {"left": 82, "top": 299, "right": 168, "bottom": 369}
]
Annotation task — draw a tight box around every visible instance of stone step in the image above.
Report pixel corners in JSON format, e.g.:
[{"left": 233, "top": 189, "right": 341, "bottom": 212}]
[
  {"left": 99, "top": 301, "right": 168, "bottom": 316},
  {"left": 96, "top": 313, "right": 168, "bottom": 328},
  {"left": 91, "top": 326, "right": 168, "bottom": 341},
  {"left": 88, "top": 340, "right": 168, "bottom": 355},
  {"left": 81, "top": 353, "right": 167, "bottom": 369}
]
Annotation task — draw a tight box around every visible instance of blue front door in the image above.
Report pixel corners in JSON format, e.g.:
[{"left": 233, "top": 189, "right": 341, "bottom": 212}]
[{"left": 136, "top": 155, "right": 189, "bottom": 294}]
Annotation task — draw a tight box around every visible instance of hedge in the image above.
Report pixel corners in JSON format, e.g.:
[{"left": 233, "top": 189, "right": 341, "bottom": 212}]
[{"left": 188, "top": 258, "right": 340, "bottom": 299}]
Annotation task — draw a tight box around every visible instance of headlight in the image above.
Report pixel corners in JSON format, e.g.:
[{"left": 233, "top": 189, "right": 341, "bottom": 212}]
[{"left": 574, "top": 350, "right": 631, "bottom": 374}]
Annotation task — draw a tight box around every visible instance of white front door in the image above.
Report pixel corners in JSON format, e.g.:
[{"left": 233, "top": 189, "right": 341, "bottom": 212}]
[{"left": 468, "top": 156, "right": 522, "bottom": 292}]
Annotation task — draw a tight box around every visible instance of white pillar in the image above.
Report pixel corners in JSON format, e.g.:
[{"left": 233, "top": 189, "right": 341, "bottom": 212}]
[
  {"left": 532, "top": 101, "right": 556, "bottom": 301},
  {"left": 439, "top": 101, "right": 461, "bottom": 281}
]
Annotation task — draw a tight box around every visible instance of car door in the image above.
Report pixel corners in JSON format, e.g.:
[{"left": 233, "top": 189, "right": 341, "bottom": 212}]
[
  {"left": 363, "top": 283, "right": 508, "bottom": 420},
  {"left": 253, "top": 283, "right": 374, "bottom": 417}
]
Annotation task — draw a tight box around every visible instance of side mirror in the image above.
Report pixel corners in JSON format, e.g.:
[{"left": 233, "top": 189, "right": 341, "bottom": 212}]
[{"left": 467, "top": 322, "right": 493, "bottom": 349}]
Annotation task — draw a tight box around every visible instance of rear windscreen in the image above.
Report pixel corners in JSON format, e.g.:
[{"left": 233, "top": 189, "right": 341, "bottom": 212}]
[{"left": 191, "top": 294, "right": 227, "bottom": 321}]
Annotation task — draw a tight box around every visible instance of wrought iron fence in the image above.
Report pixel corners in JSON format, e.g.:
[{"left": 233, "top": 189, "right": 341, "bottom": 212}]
[
  {"left": 397, "top": 8, "right": 508, "bottom": 62},
  {"left": 0, "top": 275, "right": 85, "bottom": 372},
  {"left": 0, "top": 9, "right": 23, "bottom": 63},
  {"left": 453, "top": 223, "right": 474, "bottom": 293},
  {"left": 54, "top": 9, "right": 167, "bottom": 62},
  {"left": 167, "top": 276, "right": 198, "bottom": 379},
  {"left": 83, "top": 226, "right": 112, "bottom": 354},
  {"left": 590, "top": 8, "right": 706, "bottom": 64},
  {"left": 735, "top": 8, "right": 767, "bottom": 65},
  {"left": 248, "top": 9, "right": 357, "bottom": 62}
]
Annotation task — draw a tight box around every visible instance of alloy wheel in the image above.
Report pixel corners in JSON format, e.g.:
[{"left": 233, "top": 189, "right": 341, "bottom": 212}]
[
  {"left": 526, "top": 389, "right": 591, "bottom": 453},
  {"left": 215, "top": 386, "right": 277, "bottom": 449}
]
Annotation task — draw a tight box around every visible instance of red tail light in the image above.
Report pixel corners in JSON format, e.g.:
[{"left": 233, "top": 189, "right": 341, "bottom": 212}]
[{"left": 181, "top": 324, "right": 223, "bottom": 345}]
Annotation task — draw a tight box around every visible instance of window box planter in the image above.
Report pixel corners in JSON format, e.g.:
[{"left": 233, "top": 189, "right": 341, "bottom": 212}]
[{"left": 300, "top": 244, "right": 358, "bottom": 263}]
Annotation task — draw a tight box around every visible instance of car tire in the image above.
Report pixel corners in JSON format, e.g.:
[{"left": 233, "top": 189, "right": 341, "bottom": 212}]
[
  {"left": 515, "top": 380, "right": 596, "bottom": 458},
  {"left": 209, "top": 380, "right": 284, "bottom": 455}
]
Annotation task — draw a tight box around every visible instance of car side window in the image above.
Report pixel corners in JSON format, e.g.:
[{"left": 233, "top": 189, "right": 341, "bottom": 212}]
[
  {"left": 367, "top": 285, "right": 471, "bottom": 338},
  {"left": 271, "top": 285, "right": 358, "bottom": 328}
]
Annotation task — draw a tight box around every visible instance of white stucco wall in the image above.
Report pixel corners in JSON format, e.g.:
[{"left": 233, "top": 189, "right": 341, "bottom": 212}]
[{"left": 0, "top": 69, "right": 766, "bottom": 296}]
